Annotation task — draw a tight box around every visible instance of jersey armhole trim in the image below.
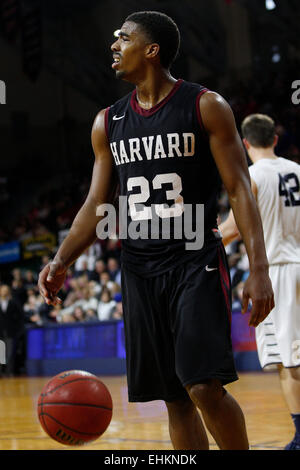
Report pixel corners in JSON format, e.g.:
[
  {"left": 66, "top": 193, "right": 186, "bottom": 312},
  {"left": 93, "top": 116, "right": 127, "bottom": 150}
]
[
  {"left": 104, "top": 106, "right": 110, "bottom": 140},
  {"left": 196, "top": 89, "right": 209, "bottom": 137}
]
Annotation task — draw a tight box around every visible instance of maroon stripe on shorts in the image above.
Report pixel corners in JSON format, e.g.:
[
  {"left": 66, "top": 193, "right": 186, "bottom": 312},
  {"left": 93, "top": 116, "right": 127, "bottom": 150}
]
[{"left": 217, "top": 246, "right": 232, "bottom": 325}]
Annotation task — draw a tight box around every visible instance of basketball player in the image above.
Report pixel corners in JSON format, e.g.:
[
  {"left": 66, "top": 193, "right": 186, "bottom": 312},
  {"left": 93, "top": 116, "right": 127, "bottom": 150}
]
[
  {"left": 219, "top": 114, "right": 300, "bottom": 450},
  {"left": 38, "top": 11, "right": 274, "bottom": 450}
]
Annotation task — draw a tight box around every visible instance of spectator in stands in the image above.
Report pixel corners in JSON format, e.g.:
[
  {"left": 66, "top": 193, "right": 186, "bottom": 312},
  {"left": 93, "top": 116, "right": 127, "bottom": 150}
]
[
  {"left": 73, "top": 257, "right": 90, "bottom": 279},
  {"left": 232, "top": 281, "right": 245, "bottom": 312},
  {"left": 72, "top": 306, "right": 86, "bottom": 322},
  {"left": 105, "top": 238, "right": 121, "bottom": 259},
  {"left": 79, "top": 285, "right": 98, "bottom": 312},
  {"left": 59, "top": 282, "right": 98, "bottom": 321},
  {"left": 227, "top": 251, "right": 245, "bottom": 289},
  {"left": 11, "top": 278, "right": 27, "bottom": 306},
  {"left": 37, "top": 300, "right": 53, "bottom": 324},
  {"left": 88, "top": 258, "right": 107, "bottom": 282},
  {"left": 88, "top": 279, "right": 101, "bottom": 297},
  {"left": 74, "top": 244, "right": 102, "bottom": 278},
  {"left": 63, "top": 277, "right": 84, "bottom": 307},
  {"left": 62, "top": 267, "right": 75, "bottom": 294},
  {"left": 85, "top": 308, "right": 98, "bottom": 322},
  {"left": 23, "top": 270, "right": 37, "bottom": 291},
  {"left": 56, "top": 214, "right": 70, "bottom": 231},
  {"left": 26, "top": 288, "right": 36, "bottom": 299},
  {"left": 110, "top": 281, "right": 121, "bottom": 297},
  {"left": 236, "top": 242, "right": 249, "bottom": 273},
  {"left": 13, "top": 220, "right": 30, "bottom": 241},
  {"left": 36, "top": 199, "right": 51, "bottom": 222},
  {"left": 107, "top": 257, "right": 121, "bottom": 285},
  {"left": 23, "top": 293, "right": 43, "bottom": 325},
  {"left": 31, "top": 221, "right": 49, "bottom": 237},
  {"left": 111, "top": 293, "right": 123, "bottom": 320},
  {"left": 60, "top": 312, "right": 76, "bottom": 323},
  {"left": 48, "top": 304, "right": 62, "bottom": 323},
  {"left": 11, "top": 268, "right": 22, "bottom": 283},
  {"left": 97, "top": 288, "right": 116, "bottom": 321},
  {"left": 99, "top": 271, "right": 116, "bottom": 293},
  {"left": 0, "top": 285, "right": 24, "bottom": 376},
  {"left": 95, "top": 259, "right": 107, "bottom": 275},
  {"left": 40, "top": 255, "right": 51, "bottom": 271}
]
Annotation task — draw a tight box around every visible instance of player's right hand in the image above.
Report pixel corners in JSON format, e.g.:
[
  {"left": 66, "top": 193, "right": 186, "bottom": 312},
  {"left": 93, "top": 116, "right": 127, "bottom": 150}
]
[
  {"left": 38, "top": 259, "right": 67, "bottom": 306},
  {"left": 241, "top": 268, "right": 275, "bottom": 327}
]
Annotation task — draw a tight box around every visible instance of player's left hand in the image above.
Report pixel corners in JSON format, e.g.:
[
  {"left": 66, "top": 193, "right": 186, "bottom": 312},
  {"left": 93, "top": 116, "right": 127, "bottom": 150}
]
[{"left": 241, "top": 269, "right": 275, "bottom": 327}]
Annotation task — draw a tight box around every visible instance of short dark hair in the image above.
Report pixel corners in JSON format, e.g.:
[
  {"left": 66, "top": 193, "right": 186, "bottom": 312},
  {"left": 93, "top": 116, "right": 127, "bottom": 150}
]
[
  {"left": 125, "top": 10, "right": 180, "bottom": 69},
  {"left": 241, "top": 114, "right": 276, "bottom": 148}
]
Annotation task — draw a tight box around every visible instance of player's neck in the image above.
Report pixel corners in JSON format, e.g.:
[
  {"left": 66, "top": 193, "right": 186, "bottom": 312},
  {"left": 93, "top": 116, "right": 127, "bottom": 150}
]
[
  {"left": 249, "top": 147, "right": 277, "bottom": 163},
  {"left": 135, "top": 69, "right": 177, "bottom": 110}
]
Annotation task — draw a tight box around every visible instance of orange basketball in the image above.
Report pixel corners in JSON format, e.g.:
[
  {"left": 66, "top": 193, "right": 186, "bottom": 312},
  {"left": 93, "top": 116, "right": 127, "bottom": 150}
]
[{"left": 37, "top": 370, "right": 113, "bottom": 445}]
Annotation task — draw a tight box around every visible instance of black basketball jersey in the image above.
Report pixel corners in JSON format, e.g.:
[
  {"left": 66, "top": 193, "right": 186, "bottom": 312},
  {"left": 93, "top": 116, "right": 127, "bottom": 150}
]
[{"left": 105, "top": 79, "right": 222, "bottom": 277}]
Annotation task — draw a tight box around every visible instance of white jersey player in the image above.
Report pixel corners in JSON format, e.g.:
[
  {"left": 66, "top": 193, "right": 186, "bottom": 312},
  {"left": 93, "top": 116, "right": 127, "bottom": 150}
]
[{"left": 220, "top": 113, "right": 300, "bottom": 450}]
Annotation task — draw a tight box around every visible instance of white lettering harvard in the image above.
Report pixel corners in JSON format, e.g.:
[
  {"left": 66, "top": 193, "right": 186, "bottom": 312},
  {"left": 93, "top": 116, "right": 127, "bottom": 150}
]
[{"left": 111, "top": 132, "right": 195, "bottom": 165}]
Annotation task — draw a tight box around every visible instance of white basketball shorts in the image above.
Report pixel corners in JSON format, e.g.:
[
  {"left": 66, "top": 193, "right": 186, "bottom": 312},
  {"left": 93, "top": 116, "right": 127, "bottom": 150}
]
[{"left": 255, "top": 263, "right": 300, "bottom": 368}]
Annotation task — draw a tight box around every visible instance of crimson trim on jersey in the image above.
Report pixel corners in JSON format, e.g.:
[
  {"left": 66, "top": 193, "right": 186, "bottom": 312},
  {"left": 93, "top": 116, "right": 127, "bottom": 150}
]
[
  {"left": 104, "top": 106, "right": 110, "bottom": 140},
  {"left": 196, "top": 88, "right": 209, "bottom": 136},
  {"left": 130, "top": 79, "right": 184, "bottom": 117}
]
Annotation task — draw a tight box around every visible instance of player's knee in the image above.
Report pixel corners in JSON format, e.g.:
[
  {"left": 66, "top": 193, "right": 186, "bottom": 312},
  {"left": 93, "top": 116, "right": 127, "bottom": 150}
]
[
  {"left": 279, "top": 364, "right": 300, "bottom": 381},
  {"left": 165, "top": 397, "right": 195, "bottom": 417},
  {"left": 186, "top": 380, "right": 225, "bottom": 411}
]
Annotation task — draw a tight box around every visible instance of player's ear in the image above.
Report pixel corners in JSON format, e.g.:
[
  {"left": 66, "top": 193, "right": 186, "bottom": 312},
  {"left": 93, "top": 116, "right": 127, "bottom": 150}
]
[
  {"left": 273, "top": 134, "right": 279, "bottom": 147},
  {"left": 145, "top": 43, "right": 160, "bottom": 60},
  {"left": 242, "top": 138, "right": 250, "bottom": 150}
]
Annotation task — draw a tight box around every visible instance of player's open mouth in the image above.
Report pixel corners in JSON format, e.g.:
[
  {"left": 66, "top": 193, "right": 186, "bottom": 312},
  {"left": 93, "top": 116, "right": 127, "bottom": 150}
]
[{"left": 112, "top": 56, "right": 121, "bottom": 69}]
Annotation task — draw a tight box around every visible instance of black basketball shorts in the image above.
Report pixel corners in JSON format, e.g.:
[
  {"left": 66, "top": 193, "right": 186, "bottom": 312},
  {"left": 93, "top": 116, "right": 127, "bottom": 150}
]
[{"left": 121, "top": 242, "right": 238, "bottom": 402}]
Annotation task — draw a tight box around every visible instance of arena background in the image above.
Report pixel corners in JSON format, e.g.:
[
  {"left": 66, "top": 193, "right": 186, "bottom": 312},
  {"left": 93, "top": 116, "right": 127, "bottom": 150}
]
[{"left": 0, "top": 0, "right": 299, "bottom": 377}]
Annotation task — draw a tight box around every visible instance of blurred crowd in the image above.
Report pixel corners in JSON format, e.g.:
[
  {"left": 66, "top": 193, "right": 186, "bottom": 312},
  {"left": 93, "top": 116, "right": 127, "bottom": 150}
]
[
  {"left": 0, "top": 250, "right": 123, "bottom": 376},
  {"left": 0, "top": 176, "right": 91, "bottom": 246},
  {"left": 2, "top": 253, "right": 123, "bottom": 327},
  {"left": 222, "top": 66, "right": 300, "bottom": 165},
  {"left": 225, "top": 241, "right": 250, "bottom": 312}
]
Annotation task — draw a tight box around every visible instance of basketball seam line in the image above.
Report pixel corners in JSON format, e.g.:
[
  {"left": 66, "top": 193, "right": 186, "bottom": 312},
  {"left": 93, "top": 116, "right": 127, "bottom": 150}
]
[
  {"left": 38, "top": 402, "right": 112, "bottom": 410},
  {"left": 41, "top": 378, "right": 110, "bottom": 397},
  {"left": 38, "top": 412, "right": 106, "bottom": 436}
]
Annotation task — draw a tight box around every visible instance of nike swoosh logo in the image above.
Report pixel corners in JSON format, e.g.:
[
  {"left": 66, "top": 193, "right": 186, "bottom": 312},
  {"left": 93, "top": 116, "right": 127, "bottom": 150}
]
[
  {"left": 112, "top": 114, "right": 125, "bottom": 120},
  {"left": 205, "top": 265, "right": 218, "bottom": 272}
]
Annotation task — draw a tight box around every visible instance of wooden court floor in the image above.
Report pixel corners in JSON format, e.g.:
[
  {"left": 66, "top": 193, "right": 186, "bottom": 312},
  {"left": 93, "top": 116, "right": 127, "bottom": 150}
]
[{"left": 0, "top": 372, "right": 294, "bottom": 451}]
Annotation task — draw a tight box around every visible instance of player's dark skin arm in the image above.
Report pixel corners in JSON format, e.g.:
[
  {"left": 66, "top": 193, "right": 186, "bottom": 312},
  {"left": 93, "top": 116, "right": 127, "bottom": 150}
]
[
  {"left": 38, "top": 109, "right": 117, "bottom": 305},
  {"left": 200, "top": 92, "right": 275, "bottom": 327}
]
